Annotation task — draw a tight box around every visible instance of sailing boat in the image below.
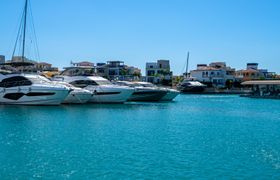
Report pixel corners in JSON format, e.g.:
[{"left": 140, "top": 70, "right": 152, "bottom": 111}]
[
  {"left": 0, "top": 0, "right": 70, "bottom": 105},
  {"left": 177, "top": 52, "right": 206, "bottom": 93},
  {"left": 5, "top": 0, "right": 35, "bottom": 68}
]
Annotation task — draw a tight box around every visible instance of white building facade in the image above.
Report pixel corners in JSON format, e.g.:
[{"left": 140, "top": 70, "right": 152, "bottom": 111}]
[
  {"left": 190, "top": 62, "right": 235, "bottom": 87},
  {"left": 145, "top": 60, "right": 172, "bottom": 85}
]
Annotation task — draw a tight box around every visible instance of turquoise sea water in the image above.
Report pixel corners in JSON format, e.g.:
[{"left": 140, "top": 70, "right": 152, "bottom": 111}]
[{"left": 1, "top": 95, "right": 280, "bottom": 179}]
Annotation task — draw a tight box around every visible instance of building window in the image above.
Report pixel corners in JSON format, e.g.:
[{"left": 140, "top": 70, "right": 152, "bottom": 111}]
[
  {"left": 147, "top": 70, "right": 155, "bottom": 76},
  {"left": 109, "top": 70, "right": 117, "bottom": 75}
]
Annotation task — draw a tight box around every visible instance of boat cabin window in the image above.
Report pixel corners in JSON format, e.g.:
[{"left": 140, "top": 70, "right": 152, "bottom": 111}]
[
  {"left": 182, "top": 82, "right": 191, "bottom": 86},
  {"left": 0, "top": 76, "right": 32, "bottom": 88},
  {"left": 141, "top": 83, "right": 154, "bottom": 88},
  {"left": 70, "top": 80, "right": 98, "bottom": 88}
]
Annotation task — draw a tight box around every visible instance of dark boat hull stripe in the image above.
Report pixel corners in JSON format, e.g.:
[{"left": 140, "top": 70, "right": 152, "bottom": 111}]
[
  {"left": 3, "top": 92, "right": 56, "bottom": 100},
  {"left": 94, "top": 92, "right": 121, "bottom": 95},
  {"left": 26, "top": 92, "right": 55, "bottom": 96}
]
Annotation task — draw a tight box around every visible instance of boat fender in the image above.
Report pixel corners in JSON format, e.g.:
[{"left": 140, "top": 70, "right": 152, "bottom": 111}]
[
  {"left": 28, "top": 87, "right": 32, "bottom": 92},
  {"left": 18, "top": 87, "right": 21, "bottom": 92},
  {"left": 94, "top": 90, "right": 97, "bottom": 94}
]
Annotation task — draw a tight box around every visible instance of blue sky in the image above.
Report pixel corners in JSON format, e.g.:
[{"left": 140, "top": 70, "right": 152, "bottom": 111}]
[{"left": 0, "top": 0, "right": 280, "bottom": 75}]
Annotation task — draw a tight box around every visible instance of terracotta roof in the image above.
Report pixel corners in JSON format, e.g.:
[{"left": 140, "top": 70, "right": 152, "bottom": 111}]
[{"left": 38, "top": 62, "right": 51, "bottom": 65}]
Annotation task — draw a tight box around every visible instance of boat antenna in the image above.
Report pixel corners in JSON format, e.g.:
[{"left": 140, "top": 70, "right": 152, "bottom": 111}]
[
  {"left": 185, "top": 51, "right": 190, "bottom": 78},
  {"left": 22, "top": 0, "right": 28, "bottom": 63}
]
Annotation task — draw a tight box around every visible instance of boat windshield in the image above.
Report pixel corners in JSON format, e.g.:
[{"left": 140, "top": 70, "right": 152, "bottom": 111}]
[
  {"left": 70, "top": 79, "right": 112, "bottom": 88},
  {"left": 57, "top": 82, "right": 75, "bottom": 88},
  {"left": 27, "top": 75, "right": 53, "bottom": 85}
]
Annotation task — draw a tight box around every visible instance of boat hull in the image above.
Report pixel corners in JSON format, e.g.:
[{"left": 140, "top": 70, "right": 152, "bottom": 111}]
[
  {"left": 86, "top": 86, "right": 134, "bottom": 103},
  {"left": 160, "top": 90, "right": 180, "bottom": 101},
  {"left": 62, "top": 91, "right": 92, "bottom": 104},
  {"left": 0, "top": 86, "right": 69, "bottom": 105},
  {"left": 128, "top": 90, "right": 167, "bottom": 102},
  {"left": 179, "top": 86, "right": 205, "bottom": 93}
]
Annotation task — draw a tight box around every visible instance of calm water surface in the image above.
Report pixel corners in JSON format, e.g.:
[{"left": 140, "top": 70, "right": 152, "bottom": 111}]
[{"left": 1, "top": 95, "right": 280, "bottom": 179}]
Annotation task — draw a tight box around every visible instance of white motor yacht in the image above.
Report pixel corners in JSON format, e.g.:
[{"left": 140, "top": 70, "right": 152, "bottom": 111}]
[
  {"left": 0, "top": 0, "right": 70, "bottom": 105},
  {"left": 0, "top": 73, "right": 70, "bottom": 105},
  {"left": 53, "top": 67, "right": 134, "bottom": 103},
  {"left": 55, "top": 82, "right": 92, "bottom": 104},
  {"left": 115, "top": 81, "right": 168, "bottom": 101}
]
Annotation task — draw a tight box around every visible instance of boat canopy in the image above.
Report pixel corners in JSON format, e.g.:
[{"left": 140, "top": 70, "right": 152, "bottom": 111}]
[{"left": 242, "top": 80, "right": 280, "bottom": 85}]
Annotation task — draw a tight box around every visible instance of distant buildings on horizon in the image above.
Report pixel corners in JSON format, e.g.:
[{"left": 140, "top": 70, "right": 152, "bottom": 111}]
[
  {"left": 0, "top": 55, "right": 58, "bottom": 72},
  {"left": 71, "top": 60, "right": 141, "bottom": 81},
  {"left": 189, "top": 62, "right": 277, "bottom": 88},
  {"left": 0, "top": 54, "right": 279, "bottom": 87}
]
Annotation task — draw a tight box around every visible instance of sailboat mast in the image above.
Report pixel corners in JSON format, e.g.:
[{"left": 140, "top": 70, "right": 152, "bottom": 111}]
[
  {"left": 185, "top": 52, "right": 190, "bottom": 77},
  {"left": 22, "top": 0, "right": 28, "bottom": 62}
]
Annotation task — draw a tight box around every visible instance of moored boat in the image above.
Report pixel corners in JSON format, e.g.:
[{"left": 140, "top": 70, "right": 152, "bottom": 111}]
[
  {"left": 55, "top": 82, "right": 92, "bottom": 104},
  {"left": 0, "top": 0, "right": 71, "bottom": 105},
  {"left": 115, "top": 81, "right": 168, "bottom": 102},
  {"left": 134, "top": 82, "right": 179, "bottom": 101},
  {"left": 53, "top": 67, "right": 134, "bottom": 103},
  {"left": 177, "top": 79, "right": 206, "bottom": 93},
  {"left": 0, "top": 73, "right": 70, "bottom": 105}
]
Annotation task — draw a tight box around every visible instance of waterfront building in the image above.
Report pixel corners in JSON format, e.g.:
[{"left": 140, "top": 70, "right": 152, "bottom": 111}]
[
  {"left": 36, "top": 62, "right": 58, "bottom": 72},
  {"left": 107, "top": 61, "right": 125, "bottom": 80},
  {"left": 71, "top": 61, "right": 94, "bottom": 67},
  {"left": 7, "top": 56, "right": 37, "bottom": 64},
  {"left": 0, "top": 55, "right": 5, "bottom": 64},
  {"left": 95, "top": 63, "right": 107, "bottom": 77},
  {"left": 190, "top": 62, "right": 235, "bottom": 88},
  {"left": 241, "top": 80, "right": 280, "bottom": 99},
  {"left": 235, "top": 63, "right": 276, "bottom": 81},
  {"left": 71, "top": 61, "right": 141, "bottom": 80},
  {"left": 94, "top": 61, "right": 141, "bottom": 81},
  {"left": 145, "top": 60, "right": 173, "bottom": 85},
  {"left": 4, "top": 56, "right": 58, "bottom": 73}
]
